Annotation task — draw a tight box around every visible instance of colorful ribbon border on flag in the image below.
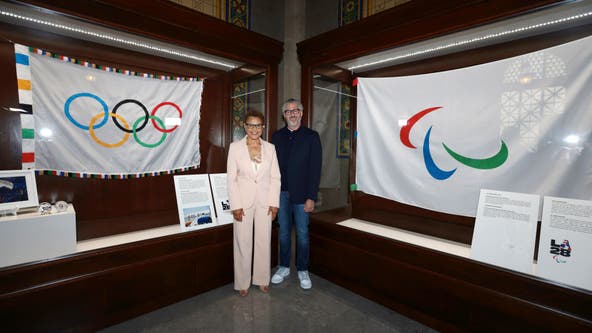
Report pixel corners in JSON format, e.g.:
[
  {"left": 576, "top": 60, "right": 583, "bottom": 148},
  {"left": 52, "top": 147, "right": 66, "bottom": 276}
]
[
  {"left": 29, "top": 47, "right": 201, "bottom": 81},
  {"left": 35, "top": 165, "right": 199, "bottom": 179},
  {"left": 14, "top": 43, "right": 202, "bottom": 178}
]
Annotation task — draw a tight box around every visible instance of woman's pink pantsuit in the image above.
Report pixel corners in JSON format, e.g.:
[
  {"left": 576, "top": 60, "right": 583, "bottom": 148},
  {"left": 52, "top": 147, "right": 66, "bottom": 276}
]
[{"left": 227, "top": 136, "right": 281, "bottom": 290}]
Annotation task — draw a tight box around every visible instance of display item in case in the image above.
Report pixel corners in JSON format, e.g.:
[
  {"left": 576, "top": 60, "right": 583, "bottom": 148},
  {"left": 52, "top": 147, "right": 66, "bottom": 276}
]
[
  {"left": 0, "top": 170, "right": 39, "bottom": 212},
  {"left": 55, "top": 201, "right": 69, "bottom": 212},
  {"left": 38, "top": 202, "right": 52, "bottom": 215},
  {"left": 0, "top": 206, "right": 18, "bottom": 216}
]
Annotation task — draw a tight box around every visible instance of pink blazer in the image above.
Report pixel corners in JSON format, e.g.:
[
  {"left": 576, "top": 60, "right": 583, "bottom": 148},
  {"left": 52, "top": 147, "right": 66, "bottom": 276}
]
[{"left": 227, "top": 136, "right": 281, "bottom": 210}]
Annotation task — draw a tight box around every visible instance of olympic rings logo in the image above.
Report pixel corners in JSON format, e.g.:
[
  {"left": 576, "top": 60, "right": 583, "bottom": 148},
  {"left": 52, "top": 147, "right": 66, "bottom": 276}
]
[
  {"left": 64, "top": 93, "right": 182, "bottom": 148},
  {"left": 400, "top": 106, "right": 508, "bottom": 180}
]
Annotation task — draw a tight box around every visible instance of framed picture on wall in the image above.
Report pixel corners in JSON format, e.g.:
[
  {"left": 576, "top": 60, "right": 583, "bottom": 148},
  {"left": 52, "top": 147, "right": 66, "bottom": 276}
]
[{"left": 0, "top": 169, "right": 39, "bottom": 212}]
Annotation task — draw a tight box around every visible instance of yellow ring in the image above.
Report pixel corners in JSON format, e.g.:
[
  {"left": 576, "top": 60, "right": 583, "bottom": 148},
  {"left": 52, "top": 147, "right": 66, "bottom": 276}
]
[{"left": 89, "top": 112, "right": 130, "bottom": 148}]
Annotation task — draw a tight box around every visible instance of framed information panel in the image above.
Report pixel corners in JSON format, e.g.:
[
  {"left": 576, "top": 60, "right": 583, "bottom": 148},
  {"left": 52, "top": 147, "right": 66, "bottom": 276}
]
[{"left": 173, "top": 174, "right": 217, "bottom": 231}]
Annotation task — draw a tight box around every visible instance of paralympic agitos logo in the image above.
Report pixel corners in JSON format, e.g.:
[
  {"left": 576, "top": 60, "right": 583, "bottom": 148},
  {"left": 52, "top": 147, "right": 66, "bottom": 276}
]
[{"left": 400, "top": 107, "right": 509, "bottom": 180}]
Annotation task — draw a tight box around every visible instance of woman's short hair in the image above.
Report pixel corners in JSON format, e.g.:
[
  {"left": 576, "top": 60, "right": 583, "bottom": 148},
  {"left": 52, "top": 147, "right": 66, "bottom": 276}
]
[{"left": 245, "top": 110, "right": 264, "bottom": 123}]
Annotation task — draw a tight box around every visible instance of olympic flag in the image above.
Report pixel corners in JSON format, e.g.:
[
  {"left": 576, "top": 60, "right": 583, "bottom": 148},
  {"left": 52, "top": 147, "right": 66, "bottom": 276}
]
[
  {"left": 26, "top": 50, "right": 203, "bottom": 176},
  {"left": 356, "top": 35, "right": 592, "bottom": 217}
]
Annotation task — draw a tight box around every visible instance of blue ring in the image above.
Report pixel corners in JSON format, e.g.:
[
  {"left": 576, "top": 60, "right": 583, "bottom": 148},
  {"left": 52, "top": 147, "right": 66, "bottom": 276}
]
[
  {"left": 64, "top": 93, "right": 109, "bottom": 130},
  {"left": 423, "top": 126, "right": 456, "bottom": 180}
]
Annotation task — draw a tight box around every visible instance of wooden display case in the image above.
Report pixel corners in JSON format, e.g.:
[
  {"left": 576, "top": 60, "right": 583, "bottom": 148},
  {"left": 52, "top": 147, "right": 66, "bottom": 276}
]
[
  {"left": 0, "top": 1, "right": 282, "bottom": 331},
  {"left": 298, "top": 1, "right": 592, "bottom": 331}
]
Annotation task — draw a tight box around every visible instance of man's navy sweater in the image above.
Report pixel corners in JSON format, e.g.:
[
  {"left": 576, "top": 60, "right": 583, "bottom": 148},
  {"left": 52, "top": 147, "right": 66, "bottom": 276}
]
[{"left": 271, "top": 126, "right": 322, "bottom": 204}]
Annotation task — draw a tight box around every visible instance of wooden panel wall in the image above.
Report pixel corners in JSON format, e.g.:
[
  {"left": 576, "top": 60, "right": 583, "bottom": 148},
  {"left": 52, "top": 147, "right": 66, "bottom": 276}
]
[
  {"left": 309, "top": 217, "right": 592, "bottom": 332},
  {"left": 0, "top": 224, "right": 276, "bottom": 332}
]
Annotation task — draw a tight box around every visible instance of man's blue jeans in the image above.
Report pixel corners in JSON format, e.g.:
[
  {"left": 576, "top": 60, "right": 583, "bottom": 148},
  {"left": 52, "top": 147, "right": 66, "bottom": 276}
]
[{"left": 278, "top": 191, "right": 309, "bottom": 271}]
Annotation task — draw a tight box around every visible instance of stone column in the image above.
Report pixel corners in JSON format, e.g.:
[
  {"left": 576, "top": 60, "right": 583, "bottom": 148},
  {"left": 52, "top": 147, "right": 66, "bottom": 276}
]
[{"left": 279, "top": 0, "right": 305, "bottom": 127}]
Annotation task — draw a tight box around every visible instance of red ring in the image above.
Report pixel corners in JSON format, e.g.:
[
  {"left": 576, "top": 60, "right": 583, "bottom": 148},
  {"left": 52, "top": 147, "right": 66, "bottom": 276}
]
[{"left": 151, "top": 102, "right": 182, "bottom": 133}]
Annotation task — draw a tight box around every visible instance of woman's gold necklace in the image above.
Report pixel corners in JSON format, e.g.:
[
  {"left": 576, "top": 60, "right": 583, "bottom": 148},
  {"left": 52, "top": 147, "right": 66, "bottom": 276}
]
[{"left": 247, "top": 139, "right": 262, "bottom": 163}]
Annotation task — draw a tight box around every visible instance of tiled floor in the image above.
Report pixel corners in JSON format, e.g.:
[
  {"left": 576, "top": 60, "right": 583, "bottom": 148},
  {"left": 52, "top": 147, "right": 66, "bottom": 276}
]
[{"left": 99, "top": 271, "right": 437, "bottom": 333}]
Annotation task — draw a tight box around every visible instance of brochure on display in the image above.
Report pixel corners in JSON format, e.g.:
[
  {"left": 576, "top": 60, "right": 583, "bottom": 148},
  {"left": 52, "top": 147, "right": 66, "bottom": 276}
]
[
  {"left": 470, "top": 189, "right": 540, "bottom": 275},
  {"left": 208, "top": 173, "right": 234, "bottom": 225},
  {"left": 536, "top": 196, "right": 592, "bottom": 292},
  {"left": 470, "top": 189, "right": 592, "bottom": 292},
  {"left": 173, "top": 174, "right": 218, "bottom": 231}
]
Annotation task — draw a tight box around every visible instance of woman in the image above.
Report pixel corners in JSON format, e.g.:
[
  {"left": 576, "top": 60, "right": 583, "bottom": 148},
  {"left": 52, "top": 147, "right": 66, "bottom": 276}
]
[{"left": 227, "top": 110, "right": 281, "bottom": 296}]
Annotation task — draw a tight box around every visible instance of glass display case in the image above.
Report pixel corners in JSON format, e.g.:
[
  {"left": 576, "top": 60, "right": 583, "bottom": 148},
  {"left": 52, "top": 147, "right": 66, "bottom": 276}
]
[{"left": 298, "top": 1, "right": 592, "bottom": 331}]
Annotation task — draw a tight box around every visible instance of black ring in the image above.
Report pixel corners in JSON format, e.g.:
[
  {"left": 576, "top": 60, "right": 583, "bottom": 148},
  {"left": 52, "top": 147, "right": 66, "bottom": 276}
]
[{"left": 111, "top": 99, "right": 149, "bottom": 133}]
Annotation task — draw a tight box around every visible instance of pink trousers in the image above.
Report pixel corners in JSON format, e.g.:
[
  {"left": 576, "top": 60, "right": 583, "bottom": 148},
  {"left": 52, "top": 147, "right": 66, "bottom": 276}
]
[{"left": 233, "top": 204, "right": 271, "bottom": 290}]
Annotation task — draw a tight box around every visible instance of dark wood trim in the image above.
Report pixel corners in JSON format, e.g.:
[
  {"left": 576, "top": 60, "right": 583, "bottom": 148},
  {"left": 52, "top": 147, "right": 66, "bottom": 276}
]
[
  {"left": 0, "top": 226, "right": 232, "bottom": 332},
  {"left": 359, "top": 23, "right": 592, "bottom": 78},
  {"left": 352, "top": 192, "right": 474, "bottom": 244},
  {"left": 312, "top": 65, "right": 352, "bottom": 83},
  {"left": 0, "top": 21, "right": 224, "bottom": 78},
  {"left": 0, "top": 225, "right": 279, "bottom": 332},
  {"left": 16, "top": 0, "right": 283, "bottom": 66},
  {"left": 230, "top": 64, "right": 266, "bottom": 82},
  {"left": 309, "top": 217, "right": 592, "bottom": 332},
  {"left": 298, "top": 0, "right": 563, "bottom": 67},
  {"left": 265, "top": 63, "right": 279, "bottom": 136}
]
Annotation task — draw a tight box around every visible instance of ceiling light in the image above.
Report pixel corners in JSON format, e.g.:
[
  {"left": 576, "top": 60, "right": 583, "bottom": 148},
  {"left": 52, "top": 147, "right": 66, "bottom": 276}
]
[
  {"left": 0, "top": 3, "right": 241, "bottom": 70},
  {"left": 341, "top": 2, "right": 592, "bottom": 72}
]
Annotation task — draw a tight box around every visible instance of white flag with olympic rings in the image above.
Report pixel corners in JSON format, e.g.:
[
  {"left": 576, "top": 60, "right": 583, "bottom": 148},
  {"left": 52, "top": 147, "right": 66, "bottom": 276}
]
[{"left": 29, "top": 51, "right": 203, "bottom": 176}]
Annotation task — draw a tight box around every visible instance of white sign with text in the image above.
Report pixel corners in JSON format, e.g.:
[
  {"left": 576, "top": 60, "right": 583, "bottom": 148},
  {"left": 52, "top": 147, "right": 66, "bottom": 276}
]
[
  {"left": 209, "top": 173, "right": 234, "bottom": 225},
  {"left": 537, "top": 196, "right": 592, "bottom": 291},
  {"left": 471, "top": 189, "right": 540, "bottom": 274},
  {"left": 173, "top": 174, "right": 217, "bottom": 231}
]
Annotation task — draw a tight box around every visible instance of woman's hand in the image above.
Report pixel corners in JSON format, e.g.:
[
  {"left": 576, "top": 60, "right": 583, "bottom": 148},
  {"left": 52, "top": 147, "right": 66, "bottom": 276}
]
[
  {"left": 268, "top": 206, "right": 278, "bottom": 220},
  {"left": 232, "top": 209, "right": 244, "bottom": 222}
]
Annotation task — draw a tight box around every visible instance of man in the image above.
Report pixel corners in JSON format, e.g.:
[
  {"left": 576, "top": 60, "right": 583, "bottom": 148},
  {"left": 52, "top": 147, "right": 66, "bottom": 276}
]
[{"left": 271, "top": 98, "right": 322, "bottom": 289}]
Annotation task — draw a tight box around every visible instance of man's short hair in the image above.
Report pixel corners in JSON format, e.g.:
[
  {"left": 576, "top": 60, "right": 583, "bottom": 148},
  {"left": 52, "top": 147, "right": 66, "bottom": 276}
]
[{"left": 282, "top": 98, "right": 303, "bottom": 112}]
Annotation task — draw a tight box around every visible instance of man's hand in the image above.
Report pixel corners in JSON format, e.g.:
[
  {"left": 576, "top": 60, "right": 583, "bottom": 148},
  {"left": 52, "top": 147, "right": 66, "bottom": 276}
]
[{"left": 303, "top": 199, "right": 315, "bottom": 213}]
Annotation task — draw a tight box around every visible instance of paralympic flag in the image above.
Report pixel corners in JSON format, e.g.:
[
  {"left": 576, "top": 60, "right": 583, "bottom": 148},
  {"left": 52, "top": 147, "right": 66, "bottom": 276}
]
[
  {"left": 356, "top": 35, "right": 592, "bottom": 217},
  {"left": 23, "top": 47, "right": 203, "bottom": 176}
]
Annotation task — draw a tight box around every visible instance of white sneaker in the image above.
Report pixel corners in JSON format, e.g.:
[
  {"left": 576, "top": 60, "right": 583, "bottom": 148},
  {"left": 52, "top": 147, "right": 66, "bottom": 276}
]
[
  {"left": 298, "top": 271, "right": 312, "bottom": 289},
  {"left": 271, "top": 266, "right": 290, "bottom": 284}
]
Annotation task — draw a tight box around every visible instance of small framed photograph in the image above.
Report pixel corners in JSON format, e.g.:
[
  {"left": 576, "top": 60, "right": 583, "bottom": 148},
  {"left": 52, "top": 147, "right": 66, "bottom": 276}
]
[{"left": 0, "top": 170, "right": 39, "bottom": 211}]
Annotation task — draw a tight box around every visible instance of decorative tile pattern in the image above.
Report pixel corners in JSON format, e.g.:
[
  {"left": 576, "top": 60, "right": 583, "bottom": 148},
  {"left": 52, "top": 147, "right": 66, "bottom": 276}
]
[
  {"left": 169, "top": 0, "right": 224, "bottom": 19},
  {"left": 227, "top": 0, "right": 250, "bottom": 29},
  {"left": 340, "top": 0, "right": 362, "bottom": 26},
  {"left": 366, "top": 0, "right": 410, "bottom": 16},
  {"left": 338, "top": 83, "right": 352, "bottom": 157},
  {"left": 232, "top": 81, "right": 248, "bottom": 141}
]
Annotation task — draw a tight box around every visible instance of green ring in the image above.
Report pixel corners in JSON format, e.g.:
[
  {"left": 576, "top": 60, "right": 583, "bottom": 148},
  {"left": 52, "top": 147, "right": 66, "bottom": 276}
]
[{"left": 133, "top": 115, "right": 167, "bottom": 148}]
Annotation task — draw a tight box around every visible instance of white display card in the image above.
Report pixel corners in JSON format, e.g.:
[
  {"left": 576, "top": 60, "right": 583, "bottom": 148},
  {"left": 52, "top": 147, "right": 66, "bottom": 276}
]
[
  {"left": 536, "top": 196, "right": 592, "bottom": 291},
  {"left": 209, "top": 173, "right": 233, "bottom": 225},
  {"left": 173, "top": 174, "right": 217, "bottom": 231},
  {"left": 470, "top": 189, "right": 540, "bottom": 274}
]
